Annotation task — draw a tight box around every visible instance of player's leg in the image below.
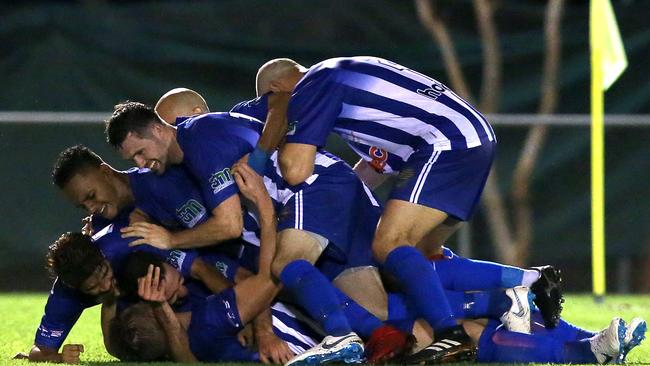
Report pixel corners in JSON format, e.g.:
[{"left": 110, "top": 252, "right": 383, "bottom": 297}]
[
  {"left": 273, "top": 229, "right": 364, "bottom": 366},
  {"left": 433, "top": 251, "right": 564, "bottom": 328},
  {"left": 374, "top": 143, "right": 496, "bottom": 362},
  {"left": 373, "top": 199, "right": 473, "bottom": 351},
  {"left": 475, "top": 317, "right": 638, "bottom": 364}
]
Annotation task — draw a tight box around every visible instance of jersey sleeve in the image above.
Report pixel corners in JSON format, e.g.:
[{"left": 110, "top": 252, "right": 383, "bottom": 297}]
[
  {"left": 182, "top": 116, "right": 260, "bottom": 211},
  {"left": 34, "top": 280, "right": 97, "bottom": 350},
  {"left": 199, "top": 253, "right": 241, "bottom": 282},
  {"left": 285, "top": 74, "right": 344, "bottom": 148}
]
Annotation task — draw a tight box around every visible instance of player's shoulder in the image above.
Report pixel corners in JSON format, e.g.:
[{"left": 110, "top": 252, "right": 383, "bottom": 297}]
[{"left": 178, "top": 112, "right": 261, "bottom": 138}]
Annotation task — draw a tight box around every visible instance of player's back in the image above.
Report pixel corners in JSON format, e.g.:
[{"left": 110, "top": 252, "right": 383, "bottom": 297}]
[{"left": 288, "top": 56, "right": 496, "bottom": 173}]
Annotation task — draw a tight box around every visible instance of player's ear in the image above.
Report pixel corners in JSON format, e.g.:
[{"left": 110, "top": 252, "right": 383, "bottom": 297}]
[
  {"left": 98, "top": 163, "right": 112, "bottom": 178},
  {"left": 192, "top": 106, "right": 204, "bottom": 115},
  {"left": 269, "top": 80, "right": 283, "bottom": 93}
]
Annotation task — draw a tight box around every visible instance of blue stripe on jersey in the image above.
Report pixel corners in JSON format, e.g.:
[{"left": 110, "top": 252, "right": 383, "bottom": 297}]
[
  {"left": 336, "top": 116, "right": 429, "bottom": 149},
  {"left": 337, "top": 60, "right": 493, "bottom": 146},
  {"left": 341, "top": 85, "right": 467, "bottom": 150}
]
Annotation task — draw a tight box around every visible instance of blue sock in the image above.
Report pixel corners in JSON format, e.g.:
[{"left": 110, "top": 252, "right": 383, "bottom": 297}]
[
  {"left": 434, "top": 255, "right": 524, "bottom": 290},
  {"left": 477, "top": 320, "right": 597, "bottom": 363},
  {"left": 384, "top": 246, "right": 456, "bottom": 331},
  {"left": 531, "top": 310, "right": 596, "bottom": 340},
  {"left": 279, "top": 260, "right": 351, "bottom": 336},
  {"left": 333, "top": 287, "right": 383, "bottom": 338},
  {"left": 386, "top": 293, "right": 416, "bottom": 333}
]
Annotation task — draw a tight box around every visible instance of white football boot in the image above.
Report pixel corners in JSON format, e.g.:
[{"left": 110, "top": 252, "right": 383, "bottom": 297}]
[
  {"left": 500, "top": 286, "right": 531, "bottom": 334},
  {"left": 589, "top": 317, "right": 627, "bottom": 364},
  {"left": 285, "top": 332, "right": 364, "bottom": 366}
]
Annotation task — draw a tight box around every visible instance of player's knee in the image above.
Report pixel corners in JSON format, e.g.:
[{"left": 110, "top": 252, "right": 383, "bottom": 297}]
[{"left": 372, "top": 230, "right": 409, "bottom": 263}]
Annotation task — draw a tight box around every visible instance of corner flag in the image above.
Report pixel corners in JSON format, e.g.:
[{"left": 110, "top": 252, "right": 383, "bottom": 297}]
[{"left": 589, "top": 0, "right": 627, "bottom": 299}]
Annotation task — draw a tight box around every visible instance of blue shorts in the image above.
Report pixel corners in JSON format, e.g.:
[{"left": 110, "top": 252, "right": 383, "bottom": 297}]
[
  {"left": 390, "top": 142, "right": 495, "bottom": 221},
  {"left": 277, "top": 174, "right": 381, "bottom": 280}
]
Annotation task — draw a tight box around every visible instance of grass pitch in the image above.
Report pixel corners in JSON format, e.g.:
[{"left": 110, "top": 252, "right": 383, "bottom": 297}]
[{"left": 0, "top": 293, "right": 648, "bottom": 365}]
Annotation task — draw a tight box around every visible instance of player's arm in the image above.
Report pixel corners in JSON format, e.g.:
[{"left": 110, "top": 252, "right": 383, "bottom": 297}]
[
  {"left": 353, "top": 159, "right": 390, "bottom": 190},
  {"left": 279, "top": 76, "right": 342, "bottom": 185},
  {"left": 190, "top": 257, "right": 233, "bottom": 294},
  {"left": 100, "top": 296, "right": 118, "bottom": 358},
  {"left": 248, "top": 92, "right": 292, "bottom": 174},
  {"left": 278, "top": 143, "right": 317, "bottom": 186},
  {"left": 122, "top": 195, "right": 243, "bottom": 250},
  {"left": 23, "top": 282, "right": 88, "bottom": 363},
  {"left": 152, "top": 302, "right": 198, "bottom": 363},
  {"left": 138, "top": 266, "right": 198, "bottom": 362},
  {"left": 231, "top": 162, "right": 281, "bottom": 322}
]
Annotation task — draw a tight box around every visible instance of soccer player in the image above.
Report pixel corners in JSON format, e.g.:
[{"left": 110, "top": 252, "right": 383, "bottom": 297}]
[{"left": 247, "top": 56, "right": 497, "bottom": 360}]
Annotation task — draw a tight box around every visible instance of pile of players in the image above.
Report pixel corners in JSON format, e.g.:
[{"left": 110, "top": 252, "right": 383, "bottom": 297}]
[{"left": 16, "top": 57, "right": 646, "bottom": 365}]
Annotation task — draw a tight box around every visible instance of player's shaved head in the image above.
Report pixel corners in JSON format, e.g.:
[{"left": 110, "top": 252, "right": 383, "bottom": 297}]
[
  {"left": 256, "top": 58, "right": 307, "bottom": 96},
  {"left": 52, "top": 145, "right": 104, "bottom": 188},
  {"left": 155, "top": 88, "right": 209, "bottom": 125}
]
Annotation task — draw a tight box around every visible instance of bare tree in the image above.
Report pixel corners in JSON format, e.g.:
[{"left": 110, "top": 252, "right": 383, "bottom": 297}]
[{"left": 415, "top": 0, "right": 565, "bottom": 266}]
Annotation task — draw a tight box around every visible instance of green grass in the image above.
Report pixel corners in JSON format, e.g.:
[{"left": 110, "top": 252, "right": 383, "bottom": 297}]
[{"left": 0, "top": 293, "right": 648, "bottom": 365}]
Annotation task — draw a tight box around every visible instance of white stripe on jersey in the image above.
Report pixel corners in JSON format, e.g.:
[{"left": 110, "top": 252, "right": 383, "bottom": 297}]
[
  {"left": 334, "top": 127, "right": 415, "bottom": 161},
  {"left": 444, "top": 90, "right": 494, "bottom": 142},
  {"left": 339, "top": 103, "right": 453, "bottom": 149},
  {"left": 370, "top": 58, "right": 494, "bottom": 142},
  {"left": 242, "top": 230, "right": 260, "bottom": 247},
  {"left": 272, "top": 302, "right": 325, "bottom": 337},
  {"left": 409, "top": 150, "right": 441, "bottom": 203},
  {"left": 362, "top": 183, "right": 380, "bottom": 207},
  {"left": 338, "top": 69, "right": 482, "bottom": 147},
  {"left": 272, "top": 315, "right": 316, "bottom": 355},
  {"left": 263, "top": 176, "right": 296, "bottom": 205}
]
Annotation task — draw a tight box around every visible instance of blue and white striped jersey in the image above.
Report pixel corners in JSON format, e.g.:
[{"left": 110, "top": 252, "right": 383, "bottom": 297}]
[{"left": 284, "top": 56, "right": 496, "bottom": 173}]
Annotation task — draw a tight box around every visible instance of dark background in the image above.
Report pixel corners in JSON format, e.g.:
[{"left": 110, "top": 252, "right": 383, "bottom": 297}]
[{"left": 0, "top": 0, "right": 648, "bottom": 291}]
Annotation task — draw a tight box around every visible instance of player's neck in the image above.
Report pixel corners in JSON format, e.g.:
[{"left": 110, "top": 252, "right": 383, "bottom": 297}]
[
  {"left": 113, "top": 171, "right": 135, "bottom": 208},
  {"left": 168, "top": 131, "right": 184, "bottom": 164}
]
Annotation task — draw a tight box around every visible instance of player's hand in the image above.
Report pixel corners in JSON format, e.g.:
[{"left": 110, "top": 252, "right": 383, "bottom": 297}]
[
  {"left": 81, "top": 216, "right": 93, "bottom": 236},
  {"left": 232, "top": 161, "right": 271, "bottom": 207},
  {"left": 237, "top": 323, "right": 255, "bottom": 348},
  {"left": 137, "top": 264, "right": 167, "bottom": 303},
  {"left": 121, "top": 222, "right": 173, "bottom": 249},
  {"left": 61, "top": 344, "right": 84, "bottom": 364},
  {"left": 257, "top": 331, "right": 294, "bottom": 364}
]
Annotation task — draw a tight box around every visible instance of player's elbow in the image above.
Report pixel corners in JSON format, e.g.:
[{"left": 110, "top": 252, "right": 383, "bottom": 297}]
[
  {"left": 221, "top": 215, "right": 244, "bottom": 240},
  {"left": 279, "top": 155, "right": 313, "bottom": 186}
]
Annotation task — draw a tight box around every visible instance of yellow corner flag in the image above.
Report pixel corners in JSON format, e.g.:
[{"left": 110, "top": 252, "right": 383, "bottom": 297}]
[
  {"left": 590, "top": 0, "right": 628, "bottom": 90},
  {"left": 589, "top": 0, "right": 627, "bottom": 299}
]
